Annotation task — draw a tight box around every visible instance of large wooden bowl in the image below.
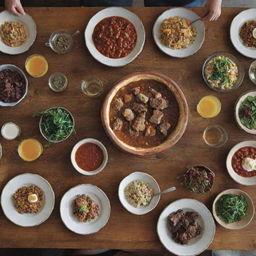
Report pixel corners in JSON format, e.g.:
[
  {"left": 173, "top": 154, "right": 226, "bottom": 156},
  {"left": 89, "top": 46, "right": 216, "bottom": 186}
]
[{"left": 101, "top": 72, "right": 189, "bottom": 156}]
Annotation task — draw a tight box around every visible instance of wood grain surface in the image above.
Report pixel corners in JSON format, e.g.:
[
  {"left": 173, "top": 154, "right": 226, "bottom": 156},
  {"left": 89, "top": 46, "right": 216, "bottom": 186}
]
[{"left": 0, "top": 7, "right": 255, "bottom": 251}]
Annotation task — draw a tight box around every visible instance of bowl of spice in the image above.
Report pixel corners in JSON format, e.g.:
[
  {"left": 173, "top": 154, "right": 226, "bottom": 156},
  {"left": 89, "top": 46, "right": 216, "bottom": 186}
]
[
  {"left": 48, "top": 72, "right": 68, "bottom": 92},
  {"left": 71, "top": 138, "right": 108, "bottom": 176},
  {"left": 46, "top": 30, "right": 79, "bottom": 54}
]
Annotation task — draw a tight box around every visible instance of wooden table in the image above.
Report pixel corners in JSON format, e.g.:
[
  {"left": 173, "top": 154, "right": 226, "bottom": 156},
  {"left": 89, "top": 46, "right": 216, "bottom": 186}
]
[{"left": 0, "top": 6, "right": 256, "bottom": 251}]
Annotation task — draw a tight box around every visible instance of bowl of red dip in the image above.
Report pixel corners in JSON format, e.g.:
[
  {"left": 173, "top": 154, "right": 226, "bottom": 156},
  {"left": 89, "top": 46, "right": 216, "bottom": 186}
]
[{"left": 71, "top": 138, "right": 108, "bottom": 176}]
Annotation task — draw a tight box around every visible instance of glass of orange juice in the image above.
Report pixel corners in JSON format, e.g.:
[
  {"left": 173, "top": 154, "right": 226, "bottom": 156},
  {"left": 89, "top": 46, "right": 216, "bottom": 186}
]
[
  {"left": 197, "top": 95, "right": 221, "bottom": 118},
  {"left": 25, "top": 54, "right": 48, "bottom": 78},
  {"left": 18, "top": 138, "right": 43, "bottom": 161}
]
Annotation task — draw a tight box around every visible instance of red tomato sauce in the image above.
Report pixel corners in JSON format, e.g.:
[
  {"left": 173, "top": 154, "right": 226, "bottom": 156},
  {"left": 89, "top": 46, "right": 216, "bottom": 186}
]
[
  {"left": 75, "top": 143, "right": 104, "bottom": 171},
  {"left": 232, "top": 146, "right": 256, "bottom": 177},
  {"left": 92, "top": 16, "right": 137, "bottom": 59}
]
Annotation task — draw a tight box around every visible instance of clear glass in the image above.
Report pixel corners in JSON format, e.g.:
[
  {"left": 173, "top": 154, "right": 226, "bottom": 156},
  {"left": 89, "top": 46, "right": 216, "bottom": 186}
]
[
  {"left": 48, "top": 72, "right": 68, "bottom": 92},
  {"left": 81, "top": 78, "right": 104, "bottom": 97},
  {"left": 249, "top": 60, "right": 256, "bottom": 85},
  {"left": 203, "top": 125, "right": 228, "bottom": 148}
]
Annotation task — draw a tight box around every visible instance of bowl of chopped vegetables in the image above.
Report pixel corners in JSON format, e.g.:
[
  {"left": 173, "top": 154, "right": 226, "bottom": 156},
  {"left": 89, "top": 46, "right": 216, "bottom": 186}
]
[
  {"left": 235, "top": 90, "right": 256, "bottom": 134},
  {"left": 202, "top": 52, "right": 244, "bottom": 92},
  {"left": 212, "top": 189, "right": 255, "bottom": 230},
  {"left": 183, "top": 165, "right": 215, "bottom": 193},
  {"left": 36, "top": 107, "right": 75, "bottom": 143}
]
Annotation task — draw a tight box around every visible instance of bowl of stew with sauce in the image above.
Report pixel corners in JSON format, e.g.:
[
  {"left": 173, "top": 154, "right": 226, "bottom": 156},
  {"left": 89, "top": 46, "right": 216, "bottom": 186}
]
[
  {"left": 101, "top": 71, "right": 189, "bottom": 156},
  {"left": 71, "top": 138, "right": 108, "bottom": 176}
]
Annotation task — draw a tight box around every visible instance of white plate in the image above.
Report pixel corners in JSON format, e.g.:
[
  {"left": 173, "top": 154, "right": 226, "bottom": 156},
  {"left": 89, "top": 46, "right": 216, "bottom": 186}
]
[
  {"left": 70, "top": 138, "right": 108, "bottom": 176},
  {"left": 60, "top": 184, "right": 111, "bottom": 235},
  {"left": 84, "top": 7, "right": 145, "bottom": 67},
  {"left": 0, "top": 11, "right": 37, "bottom": 55},
  {"left": 235, "top": 90, "right": 256, "bottom": 135},
  {"left": 153, "top": 8, "right": 205, "bottom": 58},
  {"left": 226, "top": 141, "right": 256, "bottom": 185},
  {"left": 118, "top": 172, "right": 161, "bottom": 215},
  {"left": 230, "top": 9, "right": 256, "bottom": 58},
  {"left": 1, "top": 173, "right": 55, "bottom": 227},
  {"left": 157, "top": 199, "right": 215, "bottom": 256}
]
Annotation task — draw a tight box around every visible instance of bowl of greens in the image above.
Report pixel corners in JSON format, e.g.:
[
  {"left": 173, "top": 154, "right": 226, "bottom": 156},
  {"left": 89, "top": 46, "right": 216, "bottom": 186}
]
[
  {"left": 202, "top": 52, "right": 244, "bottom": 92},
  {"left": 36, "top": 107, "right": 75, "bottom": 143},
  {"left": 212, "top": 189, "right": 255, "bottom": 230},
  {"left": 235, "top": 90, "right": 256, "bottom": 134}
]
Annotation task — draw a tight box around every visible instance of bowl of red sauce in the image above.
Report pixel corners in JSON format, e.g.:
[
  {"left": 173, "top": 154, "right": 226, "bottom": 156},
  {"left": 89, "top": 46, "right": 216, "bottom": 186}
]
[
  {"left": 71, "top": 138, "right": 108, "bottom": 176},
  {"left": 226, "top": 140, "right": 256, "bottom": 185}
]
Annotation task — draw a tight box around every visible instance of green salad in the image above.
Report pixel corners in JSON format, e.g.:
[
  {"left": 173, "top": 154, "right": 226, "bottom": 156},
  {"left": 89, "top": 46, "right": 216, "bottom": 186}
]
[
  {"left": 205, "top": 55, "right": 238, "bottom": 90},
  {"left": 35, "top": 107, "right": 74, "bottom": 142},
  {"left": 239, "top": 95, "right": 256, "bottom": 130},
  {"left": 216, "top": 194, "right": 247, "bottom": 224}
]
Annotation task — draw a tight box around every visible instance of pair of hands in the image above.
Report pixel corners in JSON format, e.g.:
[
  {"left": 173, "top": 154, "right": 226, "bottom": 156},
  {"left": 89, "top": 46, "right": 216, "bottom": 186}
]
[{"left": 4, "top": 0, "right": 222, "bottom": 21}]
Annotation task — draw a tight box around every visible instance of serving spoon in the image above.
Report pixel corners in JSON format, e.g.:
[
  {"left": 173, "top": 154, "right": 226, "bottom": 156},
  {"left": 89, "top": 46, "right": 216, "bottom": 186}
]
[
  {"left": 189, "top": 17, "right": 202, "bottom": 26},
  {"left": 153, "top": 186, "right": 176, "bottom": 197}
]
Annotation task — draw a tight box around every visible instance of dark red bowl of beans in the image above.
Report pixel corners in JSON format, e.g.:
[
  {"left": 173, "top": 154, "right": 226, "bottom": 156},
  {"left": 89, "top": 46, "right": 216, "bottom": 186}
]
[{"left": 0, "top": 64, "right": 28, "bottom": 107}]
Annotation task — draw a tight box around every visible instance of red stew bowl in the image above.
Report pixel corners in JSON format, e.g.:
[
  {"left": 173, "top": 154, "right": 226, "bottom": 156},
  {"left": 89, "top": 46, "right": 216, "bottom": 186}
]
[{"left": 101, "top": 71, "right": 189, "bottom": 156}]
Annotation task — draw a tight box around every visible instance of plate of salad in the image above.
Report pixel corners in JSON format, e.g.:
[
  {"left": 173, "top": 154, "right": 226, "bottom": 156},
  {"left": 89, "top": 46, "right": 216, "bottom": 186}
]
[
  {"left": 235, "top": 90, "right": 256, "bottom": 134},
  {"left": 212, "top": 189, "right": 254, "bottom": 230},
  {"left": 202, "top": 52, "right": 244, "bottom": 92},
  {"left": 34, "top": 106, "right": 75, "bottom": 143}
]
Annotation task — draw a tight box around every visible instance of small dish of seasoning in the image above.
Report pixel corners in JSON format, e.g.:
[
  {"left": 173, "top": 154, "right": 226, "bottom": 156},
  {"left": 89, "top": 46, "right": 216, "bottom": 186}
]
[
  {"left": 71, "top": 138, "right": 108, "bottom": 176},
  {"left": 46, "top": 30, "right": 80, "bottom": 54},
  {"left": 48, "top": 72, "right": 68, "bottom": 92}
]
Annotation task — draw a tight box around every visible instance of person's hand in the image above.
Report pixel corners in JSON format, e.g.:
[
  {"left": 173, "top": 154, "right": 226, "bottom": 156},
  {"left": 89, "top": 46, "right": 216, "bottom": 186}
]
[
  {"left": 5, "top": 0, "right": 25, "bottom": 16},
  {"left": 201, "top": 0, "right": 222, "bottom": 21}
]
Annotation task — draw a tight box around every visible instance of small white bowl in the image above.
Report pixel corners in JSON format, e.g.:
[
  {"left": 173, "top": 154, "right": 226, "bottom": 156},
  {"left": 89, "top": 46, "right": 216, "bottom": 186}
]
[
  {"left": 226, "top": 140, "right": 256, "bottom": 186},
  {"left": 235, "top": 90, "right": 256, "bottom": 134},
  {"left": 71, "top": 138, "right": 108, "bottom": 176},
  {"left": 212, "top": 189, "right": 255, "bottom": 230},
  {"left": 118, "top": 171, "right": 160, "bottom": 215}
]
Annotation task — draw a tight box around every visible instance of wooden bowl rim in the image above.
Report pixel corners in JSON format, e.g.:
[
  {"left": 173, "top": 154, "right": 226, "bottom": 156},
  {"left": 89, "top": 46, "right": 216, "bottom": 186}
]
[{"left": 101, "top": 71, "right": 189, "bottom": 156}]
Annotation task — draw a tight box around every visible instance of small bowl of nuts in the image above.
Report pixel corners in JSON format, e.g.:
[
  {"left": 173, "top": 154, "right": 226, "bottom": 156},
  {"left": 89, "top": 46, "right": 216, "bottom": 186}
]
[{"left": 45, "top": 30, "right": 80, "bottom": 54}]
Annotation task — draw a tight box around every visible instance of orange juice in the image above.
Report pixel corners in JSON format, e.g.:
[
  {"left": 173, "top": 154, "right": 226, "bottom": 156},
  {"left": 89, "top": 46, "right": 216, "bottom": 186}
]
[
  {"left": 25, "top": 54, "right": 48, "bottom": 78},
  {"left": 18, "top": 138, "right": 43, "bottom": 161},
  {"left": 197, "top": 95, "right": 221, "bottom": 118}
]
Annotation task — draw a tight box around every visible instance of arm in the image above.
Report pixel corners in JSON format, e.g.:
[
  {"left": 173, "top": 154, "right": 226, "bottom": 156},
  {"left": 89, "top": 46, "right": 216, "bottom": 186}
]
[
  {"left": 201, "top": 0, "right": 222, "bottom": 21},
  {"left": 4, "top": 0, "right": 25, "bottom": 16}
]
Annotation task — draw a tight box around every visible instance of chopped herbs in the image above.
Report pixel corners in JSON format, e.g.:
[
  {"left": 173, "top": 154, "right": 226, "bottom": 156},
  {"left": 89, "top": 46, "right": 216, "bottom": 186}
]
[
  {"left": 216, "top": 194, "right": 247, "bottom": 224},
  {"left": 49, "top": 73, "right": 67, "bottom": 92},
  {"left": 183, "top": 166, "right": 215, "bottom": 193},
  {"left": 36, "top": 107, "right": 74, "bottom": 142},
  {"left": 239, "top": 95, "right": 256, "bottom": 130}
]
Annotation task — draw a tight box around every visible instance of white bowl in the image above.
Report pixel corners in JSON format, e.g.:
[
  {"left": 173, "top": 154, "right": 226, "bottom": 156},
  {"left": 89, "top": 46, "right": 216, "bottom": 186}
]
[
  {"left": 71, "top": 138, "right": 108, "bottom": 176},
  {"left": 118, "top": 171, "right": 160, "bottom": 215},
  {"left": 157, "top": 198, "right": 216, "bottom": 256},
  {"left": 60, "top": 184, "right": 111, "bottom": 235},
  {"left": 0, "top": 64, "right": 28, "bottom": 106},
  {"left": 212, "top": 189, "right": 255, "bottom": 230},
  {"left": 0, "top": 173, "right": 55, "bottom": 227},
  {"left": 226, "top": 140, "right": 256, "bottom": 185},
  {"left": 84, "top": 7, "right": 145, "bottom": 67},
  {"left": 235, "top": 90, "right": 256, "bottom": 134},
  {"left": 230, "top": 8, "right": 256, "bottom": 59},
  {"left": 0, "top": 10, "right": 37, "bottom": 55},
  {"left": 153, "top": 8, "right": 205, "bottom": 58}
]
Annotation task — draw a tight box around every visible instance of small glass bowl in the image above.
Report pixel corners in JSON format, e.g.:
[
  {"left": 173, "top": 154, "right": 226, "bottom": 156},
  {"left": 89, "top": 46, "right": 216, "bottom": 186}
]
[
  {"left": 202, "top": 51, "right": 245, "bottom": 93},
  {"left": 81, "top": 78, "right": 104, "bottom": 97},
  {"left": 48, "top": 72, "right": 68, "bottom": 92},
  {"left": 249, "top": 60, "right": 256, "bottom": 85},
  {"left": 203, "top": 125, "right": 228, "bottom": 148}
]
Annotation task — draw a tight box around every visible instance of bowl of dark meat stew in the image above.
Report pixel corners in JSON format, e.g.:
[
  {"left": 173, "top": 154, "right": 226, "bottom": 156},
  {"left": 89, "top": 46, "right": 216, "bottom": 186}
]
[{"left": 101, "top": 72, "right": 189, "bottom": 156}]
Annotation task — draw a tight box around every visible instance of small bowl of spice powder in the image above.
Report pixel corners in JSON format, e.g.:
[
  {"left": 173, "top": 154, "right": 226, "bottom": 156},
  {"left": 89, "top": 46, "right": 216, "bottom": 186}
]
[{"left": 48, "top": 72, "right": 68, "bottom": 92}]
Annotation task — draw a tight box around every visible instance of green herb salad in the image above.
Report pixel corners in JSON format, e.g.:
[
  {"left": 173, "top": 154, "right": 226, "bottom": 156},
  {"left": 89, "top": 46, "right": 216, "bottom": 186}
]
[
  {"left": 204, "top": 55, "right": 239, "bottom": 90},
  {"left": 216, "top": 194, "right": 247, "bottom": 224},
  {"left": 239, "top": 95, "right": 256, "bottom": 130},
  {"left": 35, "top": 107, "right": 74, "bottom": 142}
]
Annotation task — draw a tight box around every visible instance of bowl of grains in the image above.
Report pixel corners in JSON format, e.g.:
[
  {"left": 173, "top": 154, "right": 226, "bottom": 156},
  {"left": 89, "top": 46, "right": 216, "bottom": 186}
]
[
  {"left": 46, "top": 30, "right": 79, "bottom": 54},
  {"left": 0, "top": 173, "right": 55, "bottom": 227}
]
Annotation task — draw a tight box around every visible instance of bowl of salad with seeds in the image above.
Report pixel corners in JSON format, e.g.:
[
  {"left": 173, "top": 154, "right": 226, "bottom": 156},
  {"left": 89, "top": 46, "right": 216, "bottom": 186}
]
[{"left": 202, "top": 52, "right": 244, "bottom": 92}]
